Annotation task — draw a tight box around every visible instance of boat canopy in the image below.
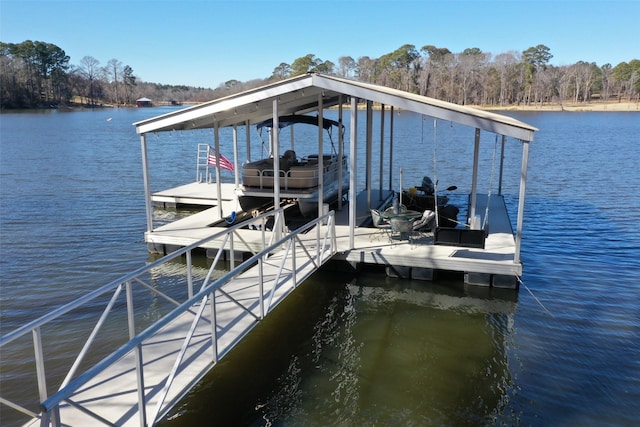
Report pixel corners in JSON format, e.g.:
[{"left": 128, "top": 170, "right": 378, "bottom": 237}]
[{"left": 256, "top": 115, "right": 341, "bottom": 131}]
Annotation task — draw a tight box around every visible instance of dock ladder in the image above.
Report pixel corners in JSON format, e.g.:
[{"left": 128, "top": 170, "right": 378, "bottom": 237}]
[{"left": 196, "top": 143, "right": 212, "bottom": 182}]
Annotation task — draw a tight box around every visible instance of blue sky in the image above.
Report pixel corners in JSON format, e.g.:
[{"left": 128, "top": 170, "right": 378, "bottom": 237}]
[{"left": 1, "top": 0, "right": 638, "bottom": 88}]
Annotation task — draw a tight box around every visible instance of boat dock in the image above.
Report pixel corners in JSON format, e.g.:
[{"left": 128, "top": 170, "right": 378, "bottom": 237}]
[
  {"left": 134, "top": 73, "right": 536, "bottom": 290},
  {"left": 147, "top": 182, "right": 520, "bottom": 287},
  {"left": 1, "top": 74, "right": 537, "bottom": 426}
]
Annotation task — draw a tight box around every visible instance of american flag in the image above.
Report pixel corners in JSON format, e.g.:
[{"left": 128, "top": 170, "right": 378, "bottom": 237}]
[{"left": 208, "top": 148, "right": 234, "bottom": 171}]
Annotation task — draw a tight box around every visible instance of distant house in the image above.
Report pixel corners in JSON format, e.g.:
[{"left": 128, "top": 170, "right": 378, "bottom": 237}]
[{"left": 136, "top": 97, "right": 153, "bottom": 107}]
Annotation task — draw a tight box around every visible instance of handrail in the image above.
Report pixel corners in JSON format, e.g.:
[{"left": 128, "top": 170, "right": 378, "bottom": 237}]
[
  {"left": 1, "top": 207, "right": 336, "bottom": 426},
  {"left": 0, "top": 207, "right": 278, "bottom": 348}
]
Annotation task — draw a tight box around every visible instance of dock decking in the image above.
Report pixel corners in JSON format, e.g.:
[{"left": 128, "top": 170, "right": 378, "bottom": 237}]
[
  {"left": 148, "top": 183, "right": 520, "bottom": 286},
  {"left": 151, "top": 182, "right": 237, "bottom": 208}
]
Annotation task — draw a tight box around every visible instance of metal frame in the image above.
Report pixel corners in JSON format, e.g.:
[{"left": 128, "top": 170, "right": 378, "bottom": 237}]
[{"left": 1, "top": 207, "right": 336, "bottom": 427}]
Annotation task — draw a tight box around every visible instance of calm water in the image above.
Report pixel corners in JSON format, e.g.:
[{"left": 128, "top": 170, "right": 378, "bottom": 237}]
[{"left": 1, "top": 108, "right": 639, "bottom": 426}]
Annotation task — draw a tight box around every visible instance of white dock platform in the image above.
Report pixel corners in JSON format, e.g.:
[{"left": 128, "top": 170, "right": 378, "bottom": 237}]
[
  {"left": 334, "top": 194, "right": 520, "bottom": 278},
  {"left": 151, "top": 182, "right": 237, "bottom": 208},
  {"left": 148, "top": 183, "right": 520, "bottom": 284}
]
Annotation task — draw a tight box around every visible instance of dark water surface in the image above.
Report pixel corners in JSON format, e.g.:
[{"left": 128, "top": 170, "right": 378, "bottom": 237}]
[{"left": 1, "top": 108, "right": 639, "bottom": 426}]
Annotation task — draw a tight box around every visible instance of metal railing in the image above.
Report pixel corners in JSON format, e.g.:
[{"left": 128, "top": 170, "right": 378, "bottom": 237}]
[{"left": 0, "top": 207, "right": 336, "bottom": 426}]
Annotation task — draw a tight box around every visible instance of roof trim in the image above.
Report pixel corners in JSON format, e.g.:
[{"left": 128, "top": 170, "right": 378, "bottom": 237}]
[{"left": 134, "top": 73, "right": 537, "bottom": 142}]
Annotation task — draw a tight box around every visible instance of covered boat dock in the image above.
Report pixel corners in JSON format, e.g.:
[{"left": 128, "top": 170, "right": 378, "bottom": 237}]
[{"left": 134, "top": 73, "right": 537, "bottom": 287}]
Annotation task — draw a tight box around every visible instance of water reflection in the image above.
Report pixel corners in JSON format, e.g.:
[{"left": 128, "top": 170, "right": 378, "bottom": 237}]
[{"left": 161, "top": 270, "right": 518, "bottom": 426}]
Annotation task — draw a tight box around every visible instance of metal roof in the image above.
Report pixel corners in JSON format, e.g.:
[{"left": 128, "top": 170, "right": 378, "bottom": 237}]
[{"left": 134, "top": 73, "right": 537, "bottom": 142}]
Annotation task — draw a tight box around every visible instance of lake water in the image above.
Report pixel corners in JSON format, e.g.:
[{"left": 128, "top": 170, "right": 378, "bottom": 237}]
[{"left": 1, "top": 108, "right": 639, "bottom": 426}]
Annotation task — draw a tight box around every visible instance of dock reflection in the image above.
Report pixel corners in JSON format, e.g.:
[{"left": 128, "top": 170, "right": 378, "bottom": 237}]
[{"left": 160, "top": 270, "right": 518, "bottom": 426}]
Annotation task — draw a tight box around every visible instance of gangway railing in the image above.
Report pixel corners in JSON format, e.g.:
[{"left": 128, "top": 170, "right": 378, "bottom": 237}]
[{"left": 0, "top": 207, "right": 336, "bottom": 427}]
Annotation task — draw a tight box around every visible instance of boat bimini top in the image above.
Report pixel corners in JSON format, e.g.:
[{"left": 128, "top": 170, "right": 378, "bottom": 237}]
[{"left": 255, "top": 114, "right": 344, "bottom": 157}]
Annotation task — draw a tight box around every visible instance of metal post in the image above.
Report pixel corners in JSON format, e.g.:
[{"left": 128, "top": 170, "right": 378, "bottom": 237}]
[
  {"left": 291, "top": 234, "right": 297, "bottom": 287},
  {"left": 337, "top": 96, "right": 344, "bottom": 210},
  {"left": 258, "top": 257, "right": 265, "bottom": 319},
  {"left": 388, "top": 107, "right": 394, "bottom": 192},
  {"left": 32, "top": 327, "right": 48, "bottom": 405},
  {"left": 271, "top": 100, "right": 280, "bottom": 242},
  {"left": 140, "top": 134, "right": 153, "bottom": 233},
  {"left": 498, "top": 135, "right": 506, "bottom": 195},
  {"left": 245, "top": 120, "right": 251, "bottom": 162},
  {"left": 469, "top": 128, "right": 481, "bottom": 222},
  {"left": 233, "top": 124, "right": 240, "bottom": 189},
  {"left": 349, "top": 97, "right": 358, "bottom": 249},
  {"left": 126, "top": 280, "right": 147, "bottom": 427},
  {"left": 317, "top": 94, "right": 324, "bottom": 219},
  {"left": 210, "top": 292, "right": 218, "bottom": 363},
  {"left": 186, "top": 251, "right": 193, "bottom": 298},
  {"left": 290, "top": 119, "right": 295, "bottom": 151},
  {"left": 366, "top": 100, "right": 373, "bottom": 208},
  {"left": 379, "top": 104, "right": 385, "bottom": 197},
  {"left": 515, "top": 141, "right": 529, "bottom": 265},
  {"left": 214, "top": 123, "right": 223, "bottom": 219}
]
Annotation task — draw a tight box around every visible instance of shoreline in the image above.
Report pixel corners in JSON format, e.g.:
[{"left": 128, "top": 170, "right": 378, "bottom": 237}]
[
  {"left": 475, "top": 101, "right": 639, "bottom": 112},
  {"left": 2, "top": 101, "right": 638, "bottom": 113}
]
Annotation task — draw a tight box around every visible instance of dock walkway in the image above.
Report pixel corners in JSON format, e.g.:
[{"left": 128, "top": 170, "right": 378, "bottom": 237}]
[{"left": 11, "top": 209, "right": 336, "bottom": 427}]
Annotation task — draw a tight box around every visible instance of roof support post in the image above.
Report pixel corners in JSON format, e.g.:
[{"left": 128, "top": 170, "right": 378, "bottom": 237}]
[
  {"left": 365, "top": 100, "right": 373, "bottom": 208},
  {"left": 378, "top": 104, "right": 385, "bottom": 197},
  {"left": 317, "top": 95, "right": 324, "bottom": 219},
  {"left": 388, "top": 106, "right": 394, "bottom": 192},
  {"left": 337, "top": 96, "right": 344, "bottom": 210},
  {"left": 498, "top": 135, "right": 506, "bottom": 195},
  {"left": 469, "top": 128, "right": 481, "bottom": 222},
  {"left": 271, "top": 99, "right": 280, "bottom": 216},
  {"left": 515, "top": 141, "right": 529, "bottom": 265},
  {"left": 214, "top": 123, "right": 223, "bottom": 219},
  {"left": 349, "top": 96, "right": 358, "bottom": 248},
  {"left": 233, "top": 124, "right": 240, "bottom": 189},
  {"left": 245, "top": 120, "right": 251, "bottom": 162},
  {"left": 140, "top": 133, "right": 153, "bottom": 233}
]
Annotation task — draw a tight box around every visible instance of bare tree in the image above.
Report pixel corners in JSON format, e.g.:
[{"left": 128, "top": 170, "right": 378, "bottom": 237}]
[
  {"left": 355, "top": 56, "right": 376, "bottom": 83},
  {"left": 105, "top": 58, "right": 123, "bottom": 106},
  {"left": 337, "top": 56, "right": 356, "bottom": 78},
  {"left": 494, "top": 51, "right": 520, "bottom": 105},
  {"left": 600, "top": 63, "right": 613, "bottom": 102},
  {"left": 79, "top": 56, "right": 102, "bottom": 105}
]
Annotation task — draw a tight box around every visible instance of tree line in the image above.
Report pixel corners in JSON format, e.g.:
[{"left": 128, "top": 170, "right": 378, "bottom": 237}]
[
  {"left": 1, "top": 40, "right": 638, "bottom": 109},
  {"left": 269, "top": 44, "right": 639, "bottom": 106},
  {"left": 0, "top": 40, "right": 220, "bottom": 108}
]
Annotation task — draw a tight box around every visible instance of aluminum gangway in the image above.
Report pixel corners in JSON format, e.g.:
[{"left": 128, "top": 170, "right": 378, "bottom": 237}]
[{"left": 0, "top": 207, "right": 337, "bottom": 427}]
